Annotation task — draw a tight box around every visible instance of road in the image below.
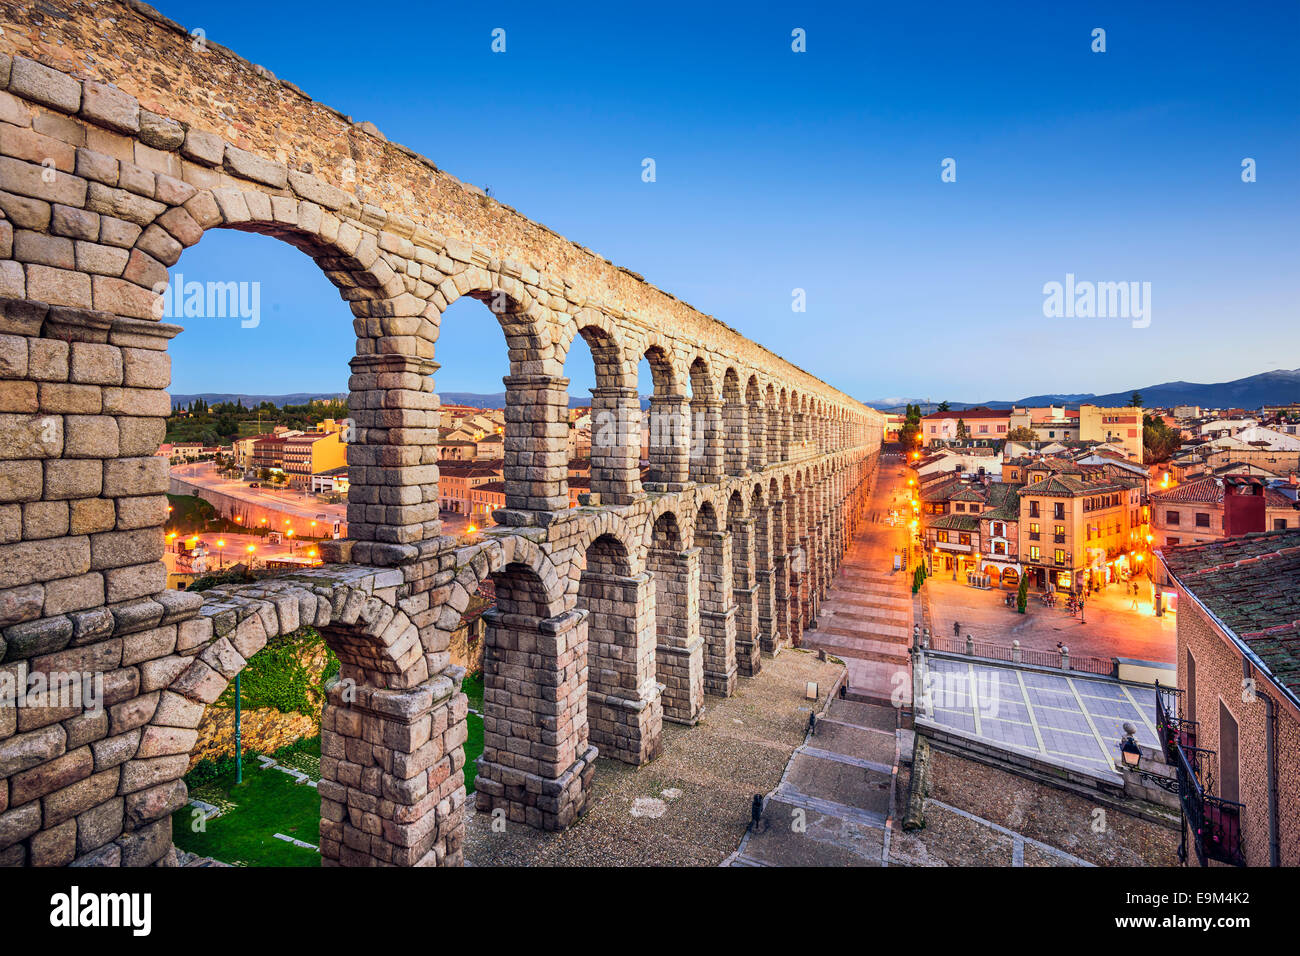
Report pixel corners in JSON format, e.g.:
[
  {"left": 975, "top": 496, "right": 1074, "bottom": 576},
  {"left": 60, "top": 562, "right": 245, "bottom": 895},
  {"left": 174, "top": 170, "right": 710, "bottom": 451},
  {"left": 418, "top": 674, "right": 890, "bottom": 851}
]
[
  {"left": 805, "top": 453, "right": 915, "bottom": 705},
  {"left": 170, "top": 461, "right": 347, "bottom": 526}
]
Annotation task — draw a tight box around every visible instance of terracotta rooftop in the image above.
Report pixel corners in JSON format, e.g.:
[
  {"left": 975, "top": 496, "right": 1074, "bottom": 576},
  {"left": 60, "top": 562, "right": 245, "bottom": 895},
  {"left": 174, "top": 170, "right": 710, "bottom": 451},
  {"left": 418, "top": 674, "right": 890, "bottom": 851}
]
[{"left": 1158, "top": 530, "right": 1300, "bottom": 700}]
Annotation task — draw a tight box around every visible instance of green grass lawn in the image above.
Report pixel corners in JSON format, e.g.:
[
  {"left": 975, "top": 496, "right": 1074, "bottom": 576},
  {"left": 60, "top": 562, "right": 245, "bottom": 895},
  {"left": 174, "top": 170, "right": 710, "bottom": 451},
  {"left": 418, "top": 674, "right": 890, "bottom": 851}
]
[
  {"left": 462, "top": 670, "right": 484, "bottom": 712},
  {"left": 176, "top": 709, "right": 484, "bottom": 863},
  {"left": 173, "top": 763, "right": 321, "bottom": 867},
  {"left": 462, "top": 671, "right": 484, "bottom": 795},
  {"left": 464, "top": 711, "right": 483, "bottom": 795}
]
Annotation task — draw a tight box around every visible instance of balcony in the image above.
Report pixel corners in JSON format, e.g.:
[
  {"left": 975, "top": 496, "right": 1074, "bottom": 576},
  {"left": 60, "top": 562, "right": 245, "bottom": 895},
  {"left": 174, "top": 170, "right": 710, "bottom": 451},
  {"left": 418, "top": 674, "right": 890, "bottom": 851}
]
[
  {"left": 1156, "top": 685, "right": 1246, "bottom": 867},
  {"left": 1053, "top": 534, "right": 1066, "bottom": 544},
  {"left": 1028, "top": 532, "right": 1041, "bottom": 541}
]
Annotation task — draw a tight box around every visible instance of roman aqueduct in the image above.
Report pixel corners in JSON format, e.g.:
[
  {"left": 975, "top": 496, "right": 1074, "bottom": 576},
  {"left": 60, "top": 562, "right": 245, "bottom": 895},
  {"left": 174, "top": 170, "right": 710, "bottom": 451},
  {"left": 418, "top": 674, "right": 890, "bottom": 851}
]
[{"left": 0, "top": 0, "right": 883, "bottom": 866}]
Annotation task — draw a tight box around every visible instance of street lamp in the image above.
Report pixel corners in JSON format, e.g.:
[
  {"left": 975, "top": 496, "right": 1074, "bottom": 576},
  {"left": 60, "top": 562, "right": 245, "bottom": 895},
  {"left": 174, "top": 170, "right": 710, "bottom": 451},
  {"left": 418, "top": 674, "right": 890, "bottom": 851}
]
[
  {"left": 1120, "top": 722, "right": 1141, "bottom": 768},
  {"left": 216, "top": 539, "right": 225, "bottom": 569}
]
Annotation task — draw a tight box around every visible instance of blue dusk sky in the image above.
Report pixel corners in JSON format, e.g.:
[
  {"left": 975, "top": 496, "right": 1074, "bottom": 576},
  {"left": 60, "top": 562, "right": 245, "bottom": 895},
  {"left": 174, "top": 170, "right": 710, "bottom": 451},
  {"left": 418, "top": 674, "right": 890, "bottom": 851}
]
[{"left": 159, "top": 0, "right": 1299, "bottom": 405}]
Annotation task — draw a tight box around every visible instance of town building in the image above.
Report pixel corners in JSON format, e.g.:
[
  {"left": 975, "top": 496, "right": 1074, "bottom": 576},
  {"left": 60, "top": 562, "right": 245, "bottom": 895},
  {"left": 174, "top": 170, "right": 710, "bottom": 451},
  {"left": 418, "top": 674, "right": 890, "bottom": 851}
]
[
  {"left": 1018, "top": 473, "right": 1147, "bottom": 593},
  {"left": 437, "top": 459, "right": 505, "bottom": 515},
  {"left": 1157, "top": 531, "right": 1300, "bottom": 866},
  {"left": 1150, "top": 475, "right": 1298, "bottom": 548},
  {"left": 1078, "top": 404, "right": 1144, "bottom": 463},
  {"left": 282, "top": 430, "right": 348, "bottom": 489},
  {"left": 920, "top": 407, "right": 1011, "bottom": 446}
]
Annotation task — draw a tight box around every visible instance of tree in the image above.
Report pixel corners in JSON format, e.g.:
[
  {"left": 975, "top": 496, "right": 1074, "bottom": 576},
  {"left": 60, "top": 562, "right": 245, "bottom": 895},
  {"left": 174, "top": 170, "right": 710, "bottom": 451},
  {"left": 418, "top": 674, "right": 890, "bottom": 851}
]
[
  {"left": 955, "top": 418, "right": 969, "bottom": 441},
  {"left": 1006, "top": 426, "right": 1039, "bottom": 442},
  {"left": 1129, "top": 391, "right": 1143, "bottom": 407},
  {"left": 1142, "top": 413, "right": 1183, "bottom": 464},
  {"left": 1016, "top": 573, "right": 1029, "bottom": 614},
  {"left": 937, "top": 401, "right": 951, "bottom": 413}
]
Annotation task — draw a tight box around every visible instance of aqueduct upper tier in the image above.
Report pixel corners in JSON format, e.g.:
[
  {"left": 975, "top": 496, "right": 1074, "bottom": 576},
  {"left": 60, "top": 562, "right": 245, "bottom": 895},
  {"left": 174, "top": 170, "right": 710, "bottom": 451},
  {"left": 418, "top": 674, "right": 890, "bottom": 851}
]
[{"left": 0, "top": 0, "right": 883, "bottom": 867}]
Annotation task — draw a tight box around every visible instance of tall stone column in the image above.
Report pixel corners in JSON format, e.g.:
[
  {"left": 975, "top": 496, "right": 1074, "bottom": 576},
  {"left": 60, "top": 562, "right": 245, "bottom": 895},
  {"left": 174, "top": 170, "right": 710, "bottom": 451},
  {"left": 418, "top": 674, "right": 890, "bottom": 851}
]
[
  {"left": 320, "top": 672, "right": 467, "bottom": 865},
  {"left": 475, "top": 607, "right": 596, "bottom": 830},
  {"left": 769, "top": 499, "right": 789, "bottom": 654},
  {"left": 348, "top": 353, "right": 442, "bottom": 550},
  {"left": 689, "top": 397, "right": 725, "bottom": 484},
  {"left": 792, "top": 412, "right": 807, "bottom": 458},
  {"left": 767, "top": 404, "right": 782, "bottom": 464},
  {"left": 501, "top": 374, "right": 570, "bottom": 515},
  {"left": 581, "top": 569, "right": 663, "bottom": 764},
  {"left": 747, "top": 403, "right": 767, "bottom": 470},
  {"left": 722, "top": 400, "right": 749, "bottom": 477},
  {"left": 729, "top": 515, "right": 761, "bottom": 677},
  {"left": 753, "top": 505, "right": 779, "bottom": 656},
  {"left": 645, "top": 393, "right": 691, "bottom": 491},
  {"left": 588, "top": 385, "right": 642, "bottom": 505},
  {"left": 647, "top": 544, "right": 704, "bottom": 722},
  {"left": 697, "top": 528, "right": 737, "bottom": 697}
]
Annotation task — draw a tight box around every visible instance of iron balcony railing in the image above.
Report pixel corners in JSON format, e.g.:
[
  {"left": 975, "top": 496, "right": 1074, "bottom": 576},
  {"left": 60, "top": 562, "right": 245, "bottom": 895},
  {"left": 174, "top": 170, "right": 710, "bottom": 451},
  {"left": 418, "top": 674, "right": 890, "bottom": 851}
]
[{"left": 1155, "top": 682, "right": 1246, "bottom": 867}]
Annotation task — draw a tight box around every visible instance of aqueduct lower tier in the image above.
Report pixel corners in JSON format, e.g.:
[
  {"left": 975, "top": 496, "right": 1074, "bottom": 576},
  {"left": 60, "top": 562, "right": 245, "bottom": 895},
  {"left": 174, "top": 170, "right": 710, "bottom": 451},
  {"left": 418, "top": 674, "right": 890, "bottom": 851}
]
[{"left": 0, "top": 1, "right": 884, "bottom": 866}]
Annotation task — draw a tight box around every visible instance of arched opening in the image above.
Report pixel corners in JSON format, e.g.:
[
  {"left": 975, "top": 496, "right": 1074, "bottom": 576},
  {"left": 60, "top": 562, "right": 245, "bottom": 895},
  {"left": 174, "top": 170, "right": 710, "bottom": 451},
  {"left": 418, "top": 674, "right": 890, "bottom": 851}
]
[
  {"left": 688, "top": 356, "right": 722, "bottom": 483},
  {"left": 162, "top": 228, "right": 361, "bottom": 587},
  {"left": 746, "top": 376, "right": 766, "bottom": 470},
  {"left": 648, "top": 510, "right": 703, "bottom": 723},
  {"left": 569, "top": 316, "right": 639, "bottom": 505},
  {"left": 639, "top": 345, "right": 687, "bottom": 488},
  {"left": 578, "top": 532, "right": 662, "bottom": 764}
]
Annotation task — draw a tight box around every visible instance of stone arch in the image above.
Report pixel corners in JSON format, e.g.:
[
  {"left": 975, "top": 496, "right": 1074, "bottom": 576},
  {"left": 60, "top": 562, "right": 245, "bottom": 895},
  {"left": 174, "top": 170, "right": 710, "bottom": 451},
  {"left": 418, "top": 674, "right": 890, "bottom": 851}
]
[
  {"left": 564, "top": 309, "right": 640, "bottom": 504},
  {"left": 688, "top": 355, "right": 723, "bottom": 484}
]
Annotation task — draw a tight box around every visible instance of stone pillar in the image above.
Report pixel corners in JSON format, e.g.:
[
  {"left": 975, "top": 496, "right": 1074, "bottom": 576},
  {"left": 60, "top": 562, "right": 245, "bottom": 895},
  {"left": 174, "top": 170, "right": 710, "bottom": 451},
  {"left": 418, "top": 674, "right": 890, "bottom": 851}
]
[
  {"left": 689, "top": 397, "right": 724, "bottom": 484},
  {"left": 501, "top": 374, "right": 569, "bottom": 515},
  {"left": 769, "top": 499, "right": 789, "bottom": 654},
  {"left": 729, "top": 516, "right": 761, "bottom": 677},
  {"left": 647, "top": 545, "right": 704, "bottom": 723},
  {"left": 697, "top": 528, "right": 737, "bottom": 697},
  {"left": 779, "top": 408, "right": 792, "bottom": 462},
  {"left": 767, "top": 403, "right": 782, "bottom": 464},
  {"left": 320, "top": 672, "right": 466, "bottom": 866},
  {"left": 588, "top": 385, "right": 642, "bottom": 505},
  {"left": 348, "top": 353, "right": 442, "bottom": 551},
  {"left": 645, "top": 393, "right": 691, "bottom": 491},
  {"left": 475, "top": 607, "right": 596, "bottom": 830},
  {"left": 753, "top": 506, "right": 779, "bottom": 656},
  {"left": 793, "top": 412, "right": 806, "bottom": 458},
  {"left": 580, "top": 569, "right": 663, "bottom": 764},
  {"left": 747, "top": 403, "right": 767, "bottom": 470},
  {"left": 722, "top": 401, "right": 749, "bottom": 477}
]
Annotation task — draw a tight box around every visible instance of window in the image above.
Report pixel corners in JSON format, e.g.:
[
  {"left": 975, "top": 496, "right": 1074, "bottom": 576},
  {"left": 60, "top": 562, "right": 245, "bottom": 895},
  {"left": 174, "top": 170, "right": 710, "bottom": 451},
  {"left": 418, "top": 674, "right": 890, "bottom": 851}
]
[
  {"left": 1276, "top": 518, "right": 1289, "bottom": 530},
  {"left": 1054, "top": 549, "right": 1066, "bottom": 565},
  {"left": 1167, "top": 536, "right": 1180, "bottom": 545},
  {"left": 1030, "top": 545, "right": 1041, "bottom": 561},
  {"left": 994, "top": 541, "right": 1006, "bottom": 555},
  {"left": 1219, "top": 702, "right": 1239, "bottom": 804},
  {"left": 1166, "top": 510, "right": 1180, "bottom": 525},
  {"left": 1053, "top": 503, "right": 1065, "bottom": 520},
  {"left": 1195, "top": 512, "right": 1210, "bottom": 528},
  {"left": 959, "top": 533, "right": 971, "bottom": 546},
  {"left": 1029, "top": 501, "right": 1040, "bottom": 518},
  {"left": 954, "top": 502, "right": 965, "bottom": 512},
  {"left": 1186, "top": 650, "right": 1196, "bottom": 723}
]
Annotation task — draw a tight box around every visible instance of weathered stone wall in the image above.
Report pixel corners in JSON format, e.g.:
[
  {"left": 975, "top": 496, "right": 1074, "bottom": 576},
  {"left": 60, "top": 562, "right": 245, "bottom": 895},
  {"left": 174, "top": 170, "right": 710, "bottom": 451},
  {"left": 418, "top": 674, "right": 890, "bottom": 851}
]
[
  {"left": 0, "top": 0, "right": 884, "bottom": 868},
  {"left": 188, "top": 704, "right": 316, "bottom": 770}
]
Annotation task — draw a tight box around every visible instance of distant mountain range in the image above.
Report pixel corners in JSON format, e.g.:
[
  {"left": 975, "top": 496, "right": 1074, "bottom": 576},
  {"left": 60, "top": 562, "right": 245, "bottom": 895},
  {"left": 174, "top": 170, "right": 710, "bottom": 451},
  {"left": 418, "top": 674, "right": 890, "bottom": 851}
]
[
  {"left": 173, "top": 369, "right": 1300, "bottom": 416},
  {"left": 170, "top": 391, "right": 644, "bottom": 410},
  {"left": 866, "top": 368, "right": 1300, "bottom": 414}
]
